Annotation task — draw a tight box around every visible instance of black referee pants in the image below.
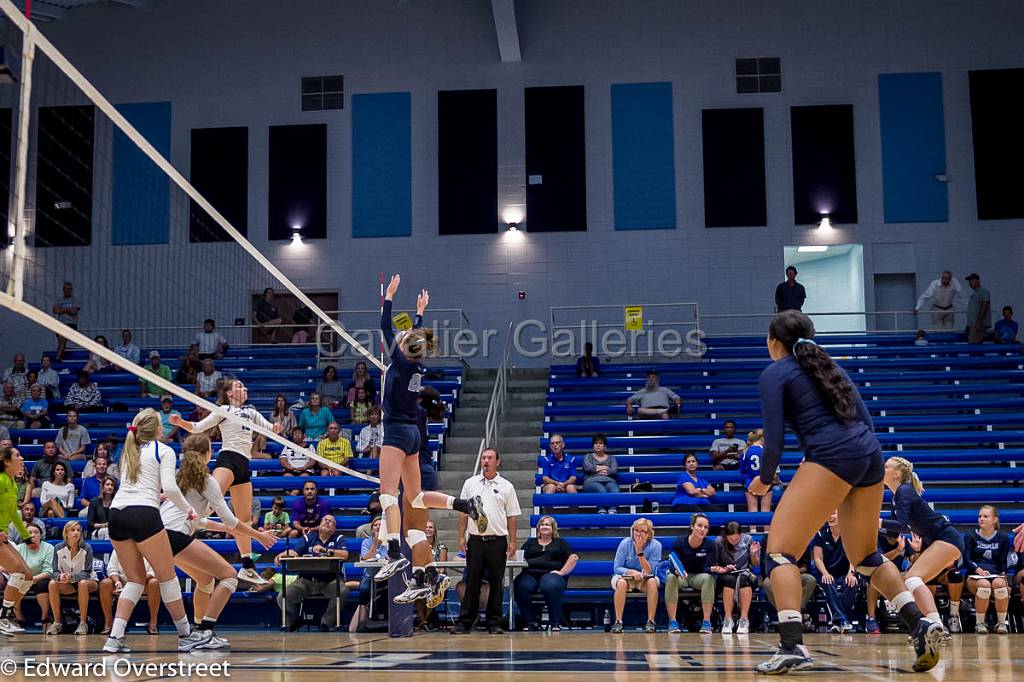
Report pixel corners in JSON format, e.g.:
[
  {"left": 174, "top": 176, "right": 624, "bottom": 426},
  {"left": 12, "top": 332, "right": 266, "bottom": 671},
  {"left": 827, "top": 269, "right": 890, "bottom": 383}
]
[{"left": 459, "top": 534, "right": 508, "bottom": 630}]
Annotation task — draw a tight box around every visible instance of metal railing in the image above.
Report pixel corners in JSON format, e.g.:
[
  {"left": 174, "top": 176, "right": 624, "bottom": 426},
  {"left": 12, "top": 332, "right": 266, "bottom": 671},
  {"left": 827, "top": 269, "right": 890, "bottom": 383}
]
[
  {"left": 77, "top": 323, "right": 318, "bottom": 353},
  {"left": 699, "top": 309, "right": 969, "bottom": 337},
  {"left": 549, "top": 302, "right": 701, "bottom": 356},
  {"left": 475, "top": 321, "right": 514, "bottom": 475},
  {"left": 315, "top": 307, "right": 470, "bottom": 365}
]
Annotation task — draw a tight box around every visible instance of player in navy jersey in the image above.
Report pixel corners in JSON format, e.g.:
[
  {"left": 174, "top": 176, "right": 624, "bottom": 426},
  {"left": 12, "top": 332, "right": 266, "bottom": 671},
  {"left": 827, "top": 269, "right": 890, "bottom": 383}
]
[
  {"left": 963, "top": 504, "right": 1013, "bottom": 633},
  {"left": 740, "top": 429, "right": 772, "bottom": 531},
  {"left": 883, "top": 457, "right": 963, "bottom": 636},
  {"left": 377, "top": 275, "right": 485, "bottom": 607},
  {"left": 750, "top": 311, "right": 941, "bottom": 674}
]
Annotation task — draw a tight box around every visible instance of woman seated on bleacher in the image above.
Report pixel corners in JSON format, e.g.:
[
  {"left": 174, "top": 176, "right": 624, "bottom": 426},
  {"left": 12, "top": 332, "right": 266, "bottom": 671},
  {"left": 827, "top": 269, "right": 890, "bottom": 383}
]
[
  {"left": 270, "top": 394, "right": 297, "bottom": 435},
  {"left": 349, "top": 387, "right": 373, "bottom": 425},
  {"left": 710, "top": 521, "right": 760, "bottom": 635},
  {"left": 671, "top": 453, "right": 716, "bottom": 512},
  {"left": 664, "top": 512, "right": 716, "bottom": 634},
  {"left": 345, "top": 361, "right": 377, "bottom": 408},
  {"left": 45, "top": 521, "right": 98, "bottom": 635},
  {"left": 350, "top": 516, "right": 388, "bottom": 632},
  {"left": 39, "top": 462, "right": 75, "bottom": 518},
  {"left": 279, "top": 427, "right": 318, "bottom": 496},
  {"left": 610, "top": 517, "right": 662, "bottom": 634},
  {"left": 513, "top": 515, "right": 578, "bottom": 631},
  {"left": 583, "top": 434, "right": 619, "bottom": 514},
  {"left": 317, "top": 366, "right": 345, "bottom": 409},
  {"left": 297, "top": 392, "right": 335, "bottom": 441},
  {"left": 82, "top": 335, "right": 112, "bottom": 374},
  {"left": 86, "top": 475, "right": 117, "bottom": 539},
  {"left": 964, "top": 504, "right": 1013, "bottom": 634}
]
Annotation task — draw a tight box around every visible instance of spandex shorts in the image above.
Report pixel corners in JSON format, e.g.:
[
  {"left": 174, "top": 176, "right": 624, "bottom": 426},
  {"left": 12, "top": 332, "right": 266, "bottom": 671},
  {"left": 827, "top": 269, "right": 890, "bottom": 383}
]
[
  {"left": 382, "top": 421, "right": 420, "bottom": 456},
  {"left": 214, "top": 449, "right": 251, "bottom": 486},
  {"left": 810, "top": 450, "right": 884, "bottom": 488},
  {"left": 108, "top": 506, "right": 164, "bottom": 543},
  {"left": 166, "top": 529, "right": 195, "bottom": 556}
]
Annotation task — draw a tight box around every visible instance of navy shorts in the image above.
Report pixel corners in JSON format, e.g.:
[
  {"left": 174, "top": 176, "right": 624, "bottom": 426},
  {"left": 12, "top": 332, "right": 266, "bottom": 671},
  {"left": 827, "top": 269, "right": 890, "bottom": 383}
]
[
  {"left": 167, "top": 529, "right": 195, "bottom": 556},
  {"left": 419, "top": 464, "right": 438, "bottom": 492},
  {"left": 383, "top": 421, "right": 420, "bottom": 456},
  {"left": 929, "top": 525, "right": 965, "bottom": 553},
  {"left": 214, "top": 449, "right": 251, "bottom": 486},
  {"left": 811, "top": 450, "right": 884, "bottom": 488}
]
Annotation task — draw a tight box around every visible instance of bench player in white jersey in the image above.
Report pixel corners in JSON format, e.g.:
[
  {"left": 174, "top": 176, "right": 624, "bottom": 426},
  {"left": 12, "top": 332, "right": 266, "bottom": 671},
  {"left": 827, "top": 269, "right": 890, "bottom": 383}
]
[
  {"left": 160, "top": 433, "right": 277, "bottom": 648},
  {"left": 101, "top": 409, "right": 212, "bottom": 654},
  {"left": 172, "top": 378, "right": 282, "bottom": 585}
]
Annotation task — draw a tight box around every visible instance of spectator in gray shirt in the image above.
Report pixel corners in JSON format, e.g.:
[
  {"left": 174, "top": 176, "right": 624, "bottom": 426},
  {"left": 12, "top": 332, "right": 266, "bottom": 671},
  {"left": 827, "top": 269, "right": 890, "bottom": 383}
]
[
  {"left": 583, "top": 434, "right": 619, "bottom": 514},
  {"left": 36, "top": 355, "right": 61, "bottom": 400},
  {"left": 709, "top": 420, "right": 746, "bottom": 470},
  {"left": 626, "top": 370, "right": 681, "bottom": 420}
]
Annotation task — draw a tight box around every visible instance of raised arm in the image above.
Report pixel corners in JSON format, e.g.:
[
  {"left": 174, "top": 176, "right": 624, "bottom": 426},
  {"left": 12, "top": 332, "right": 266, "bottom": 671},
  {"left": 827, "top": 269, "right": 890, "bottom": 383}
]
[{"left": 757, "top": 369, "right": 786, "bottom": 486}]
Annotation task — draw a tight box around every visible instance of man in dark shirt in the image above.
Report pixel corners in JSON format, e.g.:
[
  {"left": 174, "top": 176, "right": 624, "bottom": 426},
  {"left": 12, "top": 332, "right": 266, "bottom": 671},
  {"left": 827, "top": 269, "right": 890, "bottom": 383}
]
[
  {"left": 812, "top": 512, "right": 860, "bottom": 633},
  {"left": 291, "top": 481, "right": 330, "bottom": 535},
  {"left": 276, "top": 515, "right": 349, "bottom": 631},
  {"left": 775, "top": 266, "right": 807, "bottom": 312}
]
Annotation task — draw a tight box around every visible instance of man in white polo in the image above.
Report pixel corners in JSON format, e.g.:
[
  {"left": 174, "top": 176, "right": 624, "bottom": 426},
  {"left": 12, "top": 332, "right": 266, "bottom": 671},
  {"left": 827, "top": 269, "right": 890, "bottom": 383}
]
[
  {"left": 453, "top": 448, "right": 520, "bottom": 634},
  {"left": 915, "top": 270, "right": 965, "bottom": 330}
]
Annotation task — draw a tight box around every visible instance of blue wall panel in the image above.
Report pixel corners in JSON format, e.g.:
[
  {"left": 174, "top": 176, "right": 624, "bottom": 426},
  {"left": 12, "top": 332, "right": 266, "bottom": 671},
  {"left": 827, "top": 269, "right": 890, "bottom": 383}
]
[
  {"left": 352, "top": 92, "right": 412, "bottom": 238},
  {"left": 112, "top": 102, "right": 171, "bottom": 244},
  {"left": 611, "top": 82, "right": 676, "bottom": 230}
]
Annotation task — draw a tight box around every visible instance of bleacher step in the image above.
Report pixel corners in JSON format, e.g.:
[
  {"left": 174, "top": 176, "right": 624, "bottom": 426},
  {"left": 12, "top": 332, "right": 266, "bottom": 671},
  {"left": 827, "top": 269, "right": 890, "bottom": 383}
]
[
  {"left": 458, "top": 392, "right": 548, "bottom": 406},
  {"left": 461, "top": 380, "right": 549, "bottom": 394},
  {"left": 450, "top": 421, "right": 543, "bottom": 438}
]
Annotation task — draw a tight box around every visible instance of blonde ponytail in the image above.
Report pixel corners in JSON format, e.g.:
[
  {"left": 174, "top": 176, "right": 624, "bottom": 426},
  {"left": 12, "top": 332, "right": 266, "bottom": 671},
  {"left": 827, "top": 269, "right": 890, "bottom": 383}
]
[
  {"left": 887, "top": 456, "right": 924, "bottom": 494},
  {"left": 747, "top": 428, "right": 764, "bottom": 447},
  {"left": 177, "top": 433, "right": 212, "bottom": 496},
  {"left": 122, "top": 408, "right": 160, "bottom": 484}
]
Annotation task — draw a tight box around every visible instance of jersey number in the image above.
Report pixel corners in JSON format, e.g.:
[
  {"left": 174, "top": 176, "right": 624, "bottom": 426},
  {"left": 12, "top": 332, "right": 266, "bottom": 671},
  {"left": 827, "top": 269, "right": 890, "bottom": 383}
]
[
  {"left": 408, "top": 373, "right": 423, "bottom": 393},
  {"left": 748, "top": 454, "right": 760, "bottom": 471}
]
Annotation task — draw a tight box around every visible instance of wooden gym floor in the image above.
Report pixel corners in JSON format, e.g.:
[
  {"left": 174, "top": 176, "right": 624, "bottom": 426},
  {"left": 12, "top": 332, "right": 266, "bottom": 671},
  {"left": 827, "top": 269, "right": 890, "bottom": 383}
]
[{"left": 0, "top": 631, "right": 1020, "bottom": 681}]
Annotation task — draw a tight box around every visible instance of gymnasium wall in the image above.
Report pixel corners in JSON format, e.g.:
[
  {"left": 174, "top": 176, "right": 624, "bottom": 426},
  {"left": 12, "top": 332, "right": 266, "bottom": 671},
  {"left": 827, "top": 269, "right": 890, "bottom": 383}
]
[{"left": 4, "top": 0, "right": 1023, "bottom": 364}]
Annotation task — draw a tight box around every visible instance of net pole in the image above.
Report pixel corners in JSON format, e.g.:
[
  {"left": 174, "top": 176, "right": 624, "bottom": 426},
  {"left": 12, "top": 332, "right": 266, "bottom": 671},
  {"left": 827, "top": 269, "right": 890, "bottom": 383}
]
[
  {"left": 0, "top": 0, "right": 386, "bottom": 372},
  {"left": 0, "top": 291, "right": 380, "bottom": 484},
  {"left": 8, "top": 22, "right": 35, "bottom": 301}
]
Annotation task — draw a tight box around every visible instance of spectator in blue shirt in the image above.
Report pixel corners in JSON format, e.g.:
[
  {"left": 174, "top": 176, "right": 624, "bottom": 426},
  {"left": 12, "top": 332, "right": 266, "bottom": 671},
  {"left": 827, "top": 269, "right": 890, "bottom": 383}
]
[
  {"left": 671, "top": 453, "right": 715, "bottom": 512},
  {"left": 994, "top": 306, "right": 1018, "bottom": 344},
  {"left": 21, "top": 384, "right": 49, "bottom": 429},
  {"left": 76, "top": 455, "right": 114, "bottom": 517},
  {"left": 610, "top": 517, "right": 662, "bottom": 633},
  {"left": 540, "top": 434, "right": 578, "bottom": 494},
  {"left": 576, "top": 343, "right": 601, "bottom": 378}
]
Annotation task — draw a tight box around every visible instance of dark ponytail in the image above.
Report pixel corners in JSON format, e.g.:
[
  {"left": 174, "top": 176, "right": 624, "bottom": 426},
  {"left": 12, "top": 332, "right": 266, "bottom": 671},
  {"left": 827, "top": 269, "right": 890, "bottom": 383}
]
[
  {"left": 419, "top": 386, "right": 445, "bottom": 421},
  {"left": 768, "top": 310, "right": 858, "bottom": 423}
]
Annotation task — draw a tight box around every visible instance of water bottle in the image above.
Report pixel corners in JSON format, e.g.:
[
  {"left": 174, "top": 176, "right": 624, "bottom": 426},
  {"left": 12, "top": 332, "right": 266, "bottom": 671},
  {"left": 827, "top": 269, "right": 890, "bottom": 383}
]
[
  {"left": 651, "top": 501, "right": 660, "bottom": 513},
  {"left": 603, "top": 609, "right": 611, "bottom": 632},
  {"left": 541, "top": 606, "right": 550, "bottom": 630}
]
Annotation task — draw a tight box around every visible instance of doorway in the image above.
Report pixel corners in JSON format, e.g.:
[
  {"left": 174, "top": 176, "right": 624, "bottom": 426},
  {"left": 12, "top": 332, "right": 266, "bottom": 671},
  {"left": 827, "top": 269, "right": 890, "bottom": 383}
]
[{"left": 782, "top": 244, "right": 865, "bottom": 332}]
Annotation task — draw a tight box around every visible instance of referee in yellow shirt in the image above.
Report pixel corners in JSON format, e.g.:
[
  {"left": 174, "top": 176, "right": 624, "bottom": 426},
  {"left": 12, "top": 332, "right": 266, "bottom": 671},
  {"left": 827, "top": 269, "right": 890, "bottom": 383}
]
[{"left": 316, "top": 422, "right": 354, "bottom": 475}]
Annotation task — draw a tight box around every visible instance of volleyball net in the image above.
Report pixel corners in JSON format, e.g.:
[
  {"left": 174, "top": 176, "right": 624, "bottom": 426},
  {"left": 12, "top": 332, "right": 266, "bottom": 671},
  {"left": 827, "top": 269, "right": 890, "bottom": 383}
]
[{"left": 0, "top": 0, "right": 380, "bottom": 482}]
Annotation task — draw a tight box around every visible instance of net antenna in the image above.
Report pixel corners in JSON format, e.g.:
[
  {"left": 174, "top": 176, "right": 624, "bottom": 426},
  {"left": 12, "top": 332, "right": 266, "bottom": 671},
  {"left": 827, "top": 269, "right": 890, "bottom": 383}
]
[{"left": 0, "top": 0, "right": 382, "bottom": 483}]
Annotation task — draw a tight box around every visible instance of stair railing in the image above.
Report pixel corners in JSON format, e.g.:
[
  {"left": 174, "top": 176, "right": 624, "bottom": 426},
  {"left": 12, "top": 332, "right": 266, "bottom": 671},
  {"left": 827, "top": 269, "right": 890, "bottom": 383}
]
[{"left": 474, "top": 321, "right": 514, "bottom": 475}]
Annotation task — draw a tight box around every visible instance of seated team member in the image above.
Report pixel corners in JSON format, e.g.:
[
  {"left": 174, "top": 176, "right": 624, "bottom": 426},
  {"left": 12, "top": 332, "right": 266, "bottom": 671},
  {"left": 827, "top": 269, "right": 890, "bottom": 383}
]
[
  {"left": 10, "top": 524, "right": 54, "bottom": 628},
  {"left": 762, "top": 538, "right": 817, "bottom": 628},
  {"left": 963, "top": 504, "right": 1013, "bottom": 634},
  {"left": 45, "top": 521, "right": 98, "bottom": 635},
  {"left": 709, "top": 420, "right": 745, "bottom": 471},
  {"left": 513, "top": 515, "right": 577, "bottom": 631},
  {"left": 317, "top": 422, "right": 354, "bottom": 474},
  {"left": 275, "top": 515, "right": 349, "bottom": 632},
  {"left": 610, "top": 517, "right": 662, "bottom": 634},
  {"left": 582, "top": 435, "right": 619, "bottom": 514},
  {"left": 812, "top": 510, "right": 859, "bottom": 633},
  {"left": 576, "top": 342, "right": 602, "bottom": 378},
  {"left": 291, "top": 480, "right": 330, "bottom": 536},
  {"left": 355, "top": 407, "right": 384, "bottom": 458},
  {"left": 671, "top": 453, "right": 716, "bottom": 512},
  {"left": 665, "top": 512, "right": 717, "bottom": 634},
  {"left": 99, "top": 551, "right": 161, "bottom": 636},
  {"left": 540, "top": 434, "right": 578, "bottom": 494},
  {"left": 711, "top": 521, "right": 760, "bottom": 634},
  {"left": 625, "top": 370, "right": 681, "bottom": 420},
  {"left": 994, "top": 306, "right": 1018, "bottom": 344}
]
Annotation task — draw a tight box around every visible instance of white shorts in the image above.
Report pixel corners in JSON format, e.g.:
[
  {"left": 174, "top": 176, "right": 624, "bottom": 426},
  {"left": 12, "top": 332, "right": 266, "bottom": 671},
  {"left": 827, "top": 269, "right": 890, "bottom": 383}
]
[{"left": 611, "top": 574, "right": 660, "bottom": 590}]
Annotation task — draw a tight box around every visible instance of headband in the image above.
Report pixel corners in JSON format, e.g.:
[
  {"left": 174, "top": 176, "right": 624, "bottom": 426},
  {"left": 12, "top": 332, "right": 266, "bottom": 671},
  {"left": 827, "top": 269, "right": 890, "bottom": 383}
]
[{"left": 793, "top": 337, "right": 817, "bottom": 348}]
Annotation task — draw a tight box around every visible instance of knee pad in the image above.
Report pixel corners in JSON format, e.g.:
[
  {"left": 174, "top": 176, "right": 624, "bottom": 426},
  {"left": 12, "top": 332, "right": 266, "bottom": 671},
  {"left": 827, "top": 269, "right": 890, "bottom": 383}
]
[
  {"left": 120, "top": 581, "right": 145, "bottom": 606},
  {"left": 945, "top": 569, "right": 963, "bottom": 584},
  {"left": 855, "top": 552, "right": 889, "bottom": 577},
  {"left": 976, "top": 586, "right": 992, "bottom": 600},
  {"left": 994, "top": 586, "right": 1009, "bottom": 600},
  {"left": 196, "top": 578, "right": 216, "bottom": 595},
  {"left": 7, "top": 573, "right": 30, "bottom": 595},
  {"left": 406, "top": 529, "right": 427, "bottom": 547},
  {"left": 410, "top": 492, "right": 426, "bottom": 509},
  {"left": 159, "top": 578, "right": 183, "bottom": 603},
  {"left": 376, "top": 516, "right": 389, "bottom": 542},
  {"left": 219, "top": 576, "right": 238, "bottom": 593},
  {"left": 379, "top": 493, "right": 399, "bottom": 511},
  {"left": 905, "top": 576, "right": 926, "bottom": 593},
  {"left": 765, "top": 552, "right": 798, "bottom": 576}
]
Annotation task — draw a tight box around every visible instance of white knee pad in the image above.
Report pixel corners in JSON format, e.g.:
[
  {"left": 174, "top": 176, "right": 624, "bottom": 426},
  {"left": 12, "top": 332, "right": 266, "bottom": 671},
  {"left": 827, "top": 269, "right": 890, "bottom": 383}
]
[
  {"left": 377, "top": 516, "right": 389, "bottom": 542},
  {"left": 905, "top": 576, "right": 926, "bottom": 593},
  {"left": 120, "top": 581, "right": 145, "bottom": 607},
  {"left": 994, "top": 587, "right": 1009, "bottom": 600},
  {"left": 976, "top": 586, "right": 992, "bottom": 600},
  {"left": 219, "top": 576, "right": 239, "bottom": 593},
  {"left": 196, "top": 578, "right": 216, "bottom": 595},
  {"left": 406, "top": 529, "right": 427, "bottom": 547},
  {"left": 7, "top": 573, "right": 30, "bottom": 596},
  {"left": 379, "top": 493, "right": 399, "bottom": 511},
  {"left": 410, "top": 492, "right": 426, "bottom": 509},
  {"left": 159, "top": 578, "right": 183, "bottom": 603}
]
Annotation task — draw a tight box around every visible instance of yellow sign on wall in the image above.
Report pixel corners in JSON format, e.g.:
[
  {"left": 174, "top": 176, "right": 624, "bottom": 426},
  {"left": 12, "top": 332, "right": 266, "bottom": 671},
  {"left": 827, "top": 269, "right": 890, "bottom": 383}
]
[
  {"left": 392, "top": 312, "right": 414, "bottom": 331},
  {"left": 624, "top": 306, "right": 644, "bottom": 331}
]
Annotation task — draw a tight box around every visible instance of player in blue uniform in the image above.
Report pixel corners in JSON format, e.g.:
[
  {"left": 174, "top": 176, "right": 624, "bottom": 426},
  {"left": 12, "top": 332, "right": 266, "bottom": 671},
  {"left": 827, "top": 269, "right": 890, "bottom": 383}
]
[
  {"left": 883, "top": 456, "right": 964, "bottom": 636},
  {"left": 740, "top": 429, "right": 772, "bottom": 531},
  {"left": 963, "top": 504, "right": 1013, "bottom": 634},
  {"left": 376, "top": 275, "right": 485, "bottom": 607},
  {"left": 749, "top": 311, "right": 942, "bottom": 674}
]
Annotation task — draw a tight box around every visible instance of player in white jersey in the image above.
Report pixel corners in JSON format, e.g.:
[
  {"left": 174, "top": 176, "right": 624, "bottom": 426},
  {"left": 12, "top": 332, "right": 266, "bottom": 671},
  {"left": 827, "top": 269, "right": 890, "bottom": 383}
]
[
  {"left": 101, "top": 409, "right": 213, "bottom": 654},
  {"left": 160, "top": 433, "right": 277, "bottom": 648},
  {"left": 171, "top": 378, "right": 282, "bottom": 585}
]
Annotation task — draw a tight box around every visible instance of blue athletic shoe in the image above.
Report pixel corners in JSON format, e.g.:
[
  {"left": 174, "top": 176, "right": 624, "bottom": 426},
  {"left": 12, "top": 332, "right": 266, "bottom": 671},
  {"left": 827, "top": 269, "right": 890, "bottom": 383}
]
[
  {"left": 699, "top": 620, "right": 714, "bottom": 634},
  {"left": 668, "top": 620, "right": 681, "bottom": 634},
  {"left": 866, "top": 617, "right": 880, "bottom": 634}
]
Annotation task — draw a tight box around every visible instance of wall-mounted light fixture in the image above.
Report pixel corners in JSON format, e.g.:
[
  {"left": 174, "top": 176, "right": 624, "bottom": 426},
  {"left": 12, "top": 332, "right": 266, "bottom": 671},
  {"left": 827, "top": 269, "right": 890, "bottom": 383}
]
[{"left": 817, "top": 213, "right": 832, "bottom": 233}]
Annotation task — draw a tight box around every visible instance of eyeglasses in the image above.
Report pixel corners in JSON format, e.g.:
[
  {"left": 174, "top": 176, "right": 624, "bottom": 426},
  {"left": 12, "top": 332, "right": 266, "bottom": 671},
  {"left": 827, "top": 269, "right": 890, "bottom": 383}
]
[{"left": 633, "top": 529, "right": 649, "bottom": 535}]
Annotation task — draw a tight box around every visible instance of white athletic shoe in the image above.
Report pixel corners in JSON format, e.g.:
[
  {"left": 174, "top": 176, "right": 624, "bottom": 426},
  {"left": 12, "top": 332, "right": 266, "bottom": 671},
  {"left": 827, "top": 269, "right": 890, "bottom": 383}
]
[
  {"left": 975, "top": 622, "right": 988, "bottom": 634},
  {"left": 993, "top": 622, "right": 1009, "bottom": 634},
  {"left": 0, "top": 617, "right": 23, "bottom": 635},
  {"left": 374, "top": 555, "right": 410, "bottom": 583},
  {"left": 393, "top": 575, "right": 433, "bottom": 604},
  {"left": 102, "top": 636, "right": 130, "bottom": 654},
  {"left": 736, "top": 618, "right": 750, "bottom": 634},
  {"left": 46, "top": 621, "right": 62, "bottom": 635},
  {"left": 426, "top": 573, "right": 452, "bottom": 610},
  {"left": 721, "top": 618, "right": 735, "bottom": 634},
  {"left": 756, "top": 644, "right": 813, "bottom": 674},
  {"left": 179, "top": 628, "right": 215, "bottom": 652},
  {"left": 198, "top": 633, "right": 230, "bottom": 650},
  {"left": 238, "top": 567, "right": 268, "bottom": 585},
  {"left": 948, "top": 615, "right": 962, "bottom": 633},
  {"left": 75, "top": 621, "right": 89, "bottom": 635}
]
